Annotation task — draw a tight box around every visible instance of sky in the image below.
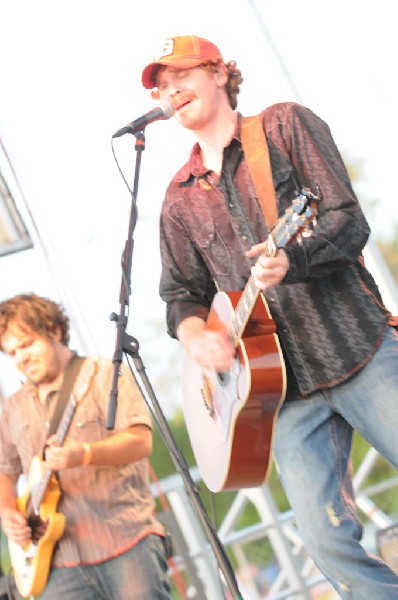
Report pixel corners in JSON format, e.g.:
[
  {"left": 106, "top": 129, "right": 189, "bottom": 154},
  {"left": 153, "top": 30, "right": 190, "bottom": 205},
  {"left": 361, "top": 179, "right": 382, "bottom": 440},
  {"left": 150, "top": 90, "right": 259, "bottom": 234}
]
[{"left": 0, "top": 0, "right": 397, "bottom": 411}]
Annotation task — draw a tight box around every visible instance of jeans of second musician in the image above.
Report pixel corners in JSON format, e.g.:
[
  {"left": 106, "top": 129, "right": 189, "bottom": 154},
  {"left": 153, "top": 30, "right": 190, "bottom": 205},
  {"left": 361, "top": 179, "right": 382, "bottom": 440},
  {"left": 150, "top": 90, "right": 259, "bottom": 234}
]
[
  {"left": 273, "top": 326, "right": 398, "bottom": 600},
  {"left": 36, "top": 534, "right": 171, "bottom": 600}
]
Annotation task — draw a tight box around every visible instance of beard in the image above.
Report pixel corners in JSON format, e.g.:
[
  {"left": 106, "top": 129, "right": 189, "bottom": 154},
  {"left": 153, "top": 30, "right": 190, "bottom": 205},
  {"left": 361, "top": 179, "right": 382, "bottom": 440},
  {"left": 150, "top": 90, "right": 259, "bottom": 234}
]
[{"left": 24, "top": 358, "right": 59, "bottom": 386}]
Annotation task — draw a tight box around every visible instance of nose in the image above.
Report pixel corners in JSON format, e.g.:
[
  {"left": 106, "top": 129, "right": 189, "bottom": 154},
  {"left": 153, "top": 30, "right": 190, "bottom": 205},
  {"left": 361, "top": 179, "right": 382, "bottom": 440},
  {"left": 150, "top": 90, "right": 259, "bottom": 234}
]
[
  {"left": 159, "top": 88, "right": 180, "bottom": 104},
  {"left": 159, "top": 77, "right": 183, "bottom": 100},
  {"left": 168, "top": 81, "right": 182, "bottom": 96}
]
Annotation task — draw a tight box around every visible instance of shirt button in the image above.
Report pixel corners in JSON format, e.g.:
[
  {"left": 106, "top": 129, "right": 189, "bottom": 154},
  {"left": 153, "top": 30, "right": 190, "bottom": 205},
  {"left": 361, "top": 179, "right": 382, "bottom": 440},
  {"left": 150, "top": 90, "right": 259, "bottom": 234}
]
[
  {"left": 229, "top": 203, "right": 234, "bottom": 208},
  {"left": 242, "top": 235, "right": 247, "bottom": 241}
]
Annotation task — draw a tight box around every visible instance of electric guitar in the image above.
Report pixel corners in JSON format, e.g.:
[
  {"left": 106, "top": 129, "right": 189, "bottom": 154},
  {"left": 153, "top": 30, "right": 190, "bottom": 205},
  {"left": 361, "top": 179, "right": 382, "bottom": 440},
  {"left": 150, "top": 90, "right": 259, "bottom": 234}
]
[
  {"left": 182, "top": 189, "right": 318, "bottom": 492},
  {"left": 8, "top": 394, "right": 78, "bottom": 598}
]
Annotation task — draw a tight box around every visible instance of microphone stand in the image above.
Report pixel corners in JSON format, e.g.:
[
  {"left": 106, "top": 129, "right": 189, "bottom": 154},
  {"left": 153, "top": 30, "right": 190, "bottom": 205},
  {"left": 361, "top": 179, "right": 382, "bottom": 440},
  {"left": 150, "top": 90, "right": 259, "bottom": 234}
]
[{"left": 108, "top": 129, "right": 242, "bottom": 600}]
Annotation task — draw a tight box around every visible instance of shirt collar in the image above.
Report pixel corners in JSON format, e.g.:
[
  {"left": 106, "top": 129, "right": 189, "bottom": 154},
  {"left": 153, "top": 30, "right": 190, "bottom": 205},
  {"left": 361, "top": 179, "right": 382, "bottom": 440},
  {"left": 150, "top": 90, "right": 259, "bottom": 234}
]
[{"left": 174, "top": 112, "right": 242, "bottom": 184}]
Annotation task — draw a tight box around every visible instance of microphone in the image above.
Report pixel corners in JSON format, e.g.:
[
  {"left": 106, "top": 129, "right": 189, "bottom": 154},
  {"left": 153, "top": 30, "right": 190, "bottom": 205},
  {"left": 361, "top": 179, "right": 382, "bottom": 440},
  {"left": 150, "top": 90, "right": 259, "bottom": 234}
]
[{"left": 112, "top": 100, "right": 174, "bottom": 138}]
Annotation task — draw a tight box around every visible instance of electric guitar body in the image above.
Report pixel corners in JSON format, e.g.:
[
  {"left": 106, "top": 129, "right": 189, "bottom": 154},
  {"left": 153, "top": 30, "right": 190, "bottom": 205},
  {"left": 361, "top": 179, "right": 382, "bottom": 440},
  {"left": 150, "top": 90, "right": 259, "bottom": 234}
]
[{"left": 8, "top": 457, "right": 66, "bottom": 598}]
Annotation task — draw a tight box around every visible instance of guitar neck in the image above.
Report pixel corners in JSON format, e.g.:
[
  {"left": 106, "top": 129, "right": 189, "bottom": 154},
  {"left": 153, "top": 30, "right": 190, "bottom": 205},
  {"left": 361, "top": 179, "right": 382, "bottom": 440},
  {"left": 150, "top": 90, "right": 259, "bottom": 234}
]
[
  {"left": 31, "top": 470, "right": 53, "bottom": 516},
  {"left": 230, "top": 235, "right": 276, "bottom": 345},
  {"left": 229, "top": 189, "right": 318, "bottom": 345},
  {"left": 30, "top": 395, "right": 77, "bottom": 515}
]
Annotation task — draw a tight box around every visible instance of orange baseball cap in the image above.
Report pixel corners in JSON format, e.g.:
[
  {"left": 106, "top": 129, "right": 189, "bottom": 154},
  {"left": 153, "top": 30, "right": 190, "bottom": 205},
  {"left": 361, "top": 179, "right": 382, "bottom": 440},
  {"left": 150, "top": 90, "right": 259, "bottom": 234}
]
[{"left": 141, "top": 35, "right": 224, "bottom": 89}]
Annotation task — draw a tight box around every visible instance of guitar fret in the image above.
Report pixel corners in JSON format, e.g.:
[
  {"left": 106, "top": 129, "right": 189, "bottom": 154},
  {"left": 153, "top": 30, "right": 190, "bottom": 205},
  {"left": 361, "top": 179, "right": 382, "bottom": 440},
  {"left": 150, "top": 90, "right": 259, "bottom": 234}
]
[
  {"left": 32, "top": 469, "right": 52, "bottom": 514},
  {"left": 232, "top": 275, "right": 261, "bottom": 342},
  {"left": 58, "top": 401, "right": 75, "bottom": 445}
]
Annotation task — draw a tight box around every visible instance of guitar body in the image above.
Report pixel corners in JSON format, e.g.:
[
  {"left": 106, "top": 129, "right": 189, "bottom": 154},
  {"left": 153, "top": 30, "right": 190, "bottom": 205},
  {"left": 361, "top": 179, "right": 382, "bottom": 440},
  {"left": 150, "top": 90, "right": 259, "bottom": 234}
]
[
  {"left": 8, "top": 456, "right": 66, "bottom": 598},
  {"left": 183, "top": 290, "right": 286, "bottom": 492}
]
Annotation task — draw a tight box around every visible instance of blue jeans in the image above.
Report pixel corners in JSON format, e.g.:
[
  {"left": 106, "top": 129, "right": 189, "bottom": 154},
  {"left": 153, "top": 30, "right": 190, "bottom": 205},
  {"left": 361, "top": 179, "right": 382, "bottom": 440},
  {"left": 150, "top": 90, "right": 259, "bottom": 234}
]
[
  {"left": 274, "top": 327, "right": 398, "bottom": 599},
  {"left": 37, "top": 534, "right": 171, "bottom": 600}
]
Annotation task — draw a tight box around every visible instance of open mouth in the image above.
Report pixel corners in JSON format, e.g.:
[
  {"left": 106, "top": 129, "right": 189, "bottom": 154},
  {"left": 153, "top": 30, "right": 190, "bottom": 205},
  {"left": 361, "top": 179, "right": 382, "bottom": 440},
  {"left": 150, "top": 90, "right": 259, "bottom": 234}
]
[{"left": 173, "top": 92, "right": 196, "bottom": 112}]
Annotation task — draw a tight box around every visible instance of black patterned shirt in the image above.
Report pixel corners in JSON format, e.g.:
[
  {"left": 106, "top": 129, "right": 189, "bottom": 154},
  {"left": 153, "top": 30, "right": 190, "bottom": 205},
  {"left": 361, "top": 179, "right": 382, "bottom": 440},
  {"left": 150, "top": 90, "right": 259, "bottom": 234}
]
[{"left": 159, "top": 102, "right": 391, "bottom": 397}]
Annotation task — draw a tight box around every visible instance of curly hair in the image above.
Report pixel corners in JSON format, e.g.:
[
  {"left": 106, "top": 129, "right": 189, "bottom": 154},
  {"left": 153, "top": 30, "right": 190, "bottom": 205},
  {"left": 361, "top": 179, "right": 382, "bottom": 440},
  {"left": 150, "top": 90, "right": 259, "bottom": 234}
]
[
  {"left": 198, "top": 60, "right": 243, "bottom": 110},
  {"left": 0, "top": 293, "right": 70, "bottom": 350}
]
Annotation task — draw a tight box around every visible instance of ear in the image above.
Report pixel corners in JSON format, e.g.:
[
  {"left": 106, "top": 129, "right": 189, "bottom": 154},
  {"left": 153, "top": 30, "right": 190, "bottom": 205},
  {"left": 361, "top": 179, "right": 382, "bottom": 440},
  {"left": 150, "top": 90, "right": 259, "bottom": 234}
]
[{"left": 214, "top": 64, "right": 228, "bottom": 87}]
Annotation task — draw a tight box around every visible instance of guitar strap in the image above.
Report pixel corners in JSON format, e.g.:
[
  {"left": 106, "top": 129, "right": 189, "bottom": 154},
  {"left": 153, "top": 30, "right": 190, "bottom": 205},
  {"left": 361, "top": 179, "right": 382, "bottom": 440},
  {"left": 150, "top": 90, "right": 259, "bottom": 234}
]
[
  {"left": 241, "top": 114, "right": 278, "bottom": 231},
  {"left": 43, "top": 354, "right": 85, "bottom": 456}
]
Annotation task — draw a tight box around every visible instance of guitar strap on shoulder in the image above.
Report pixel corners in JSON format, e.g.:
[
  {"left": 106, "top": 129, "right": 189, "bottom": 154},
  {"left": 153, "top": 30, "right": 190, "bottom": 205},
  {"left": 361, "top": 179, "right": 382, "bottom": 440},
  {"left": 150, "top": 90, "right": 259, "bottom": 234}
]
[
  {"left": 44, "top": 354, "right": 86, "bottom": 454},
  {"left": 241, "top": 113, "right": 278, "bottom": 231}
]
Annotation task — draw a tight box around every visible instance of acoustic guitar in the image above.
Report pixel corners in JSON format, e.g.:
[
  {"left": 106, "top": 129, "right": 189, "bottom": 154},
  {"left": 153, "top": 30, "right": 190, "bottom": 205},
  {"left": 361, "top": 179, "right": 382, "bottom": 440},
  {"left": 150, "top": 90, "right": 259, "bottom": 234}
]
[
  {"left": 182, "top": 189, "right": 318, "bottom": 492},
  {"left": 8, "top": 394, "right": 78, "bottom": 598}
]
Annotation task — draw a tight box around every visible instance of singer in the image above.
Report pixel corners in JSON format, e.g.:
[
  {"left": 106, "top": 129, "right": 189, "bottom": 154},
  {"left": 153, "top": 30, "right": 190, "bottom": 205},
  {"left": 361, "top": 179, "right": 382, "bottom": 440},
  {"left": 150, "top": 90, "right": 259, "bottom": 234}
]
[
  {"left": 140, "top": 33, "right": 398, "bottom": 600},
  {"left": 0, "top": 293, "right": 171, "bottom": 600}
]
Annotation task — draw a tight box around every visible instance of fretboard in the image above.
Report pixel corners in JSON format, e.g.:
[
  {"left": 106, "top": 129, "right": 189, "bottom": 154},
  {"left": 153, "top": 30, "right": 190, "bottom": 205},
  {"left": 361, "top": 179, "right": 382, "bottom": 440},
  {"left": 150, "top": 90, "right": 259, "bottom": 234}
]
[{"left": 31, "top": 395, "right": 77, "bottom": 515}]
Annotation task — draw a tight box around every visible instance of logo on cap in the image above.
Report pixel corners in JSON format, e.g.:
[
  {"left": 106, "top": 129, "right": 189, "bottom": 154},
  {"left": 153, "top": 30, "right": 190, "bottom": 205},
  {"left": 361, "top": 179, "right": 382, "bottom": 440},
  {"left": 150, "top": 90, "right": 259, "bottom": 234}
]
[{"left": 157, "top": 38, "right": 175, "bottom": 59}]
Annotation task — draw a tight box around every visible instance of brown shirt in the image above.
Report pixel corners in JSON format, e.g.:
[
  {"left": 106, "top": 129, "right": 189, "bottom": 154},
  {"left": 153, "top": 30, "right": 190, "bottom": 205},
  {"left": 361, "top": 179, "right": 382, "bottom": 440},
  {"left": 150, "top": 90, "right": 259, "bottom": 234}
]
[
  {"left": 159, "top": 102, "right": 392, "bottom": 397},
  {"left": 0, "top": 357, "right": 164, "bottom": 567}
]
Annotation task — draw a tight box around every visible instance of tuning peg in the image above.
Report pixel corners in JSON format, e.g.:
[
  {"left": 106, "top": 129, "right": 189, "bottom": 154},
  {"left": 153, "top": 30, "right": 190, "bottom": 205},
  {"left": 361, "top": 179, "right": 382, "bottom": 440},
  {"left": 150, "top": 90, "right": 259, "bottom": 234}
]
[{"left": 301, "top": 228, "right": 313, "bottom": 238}]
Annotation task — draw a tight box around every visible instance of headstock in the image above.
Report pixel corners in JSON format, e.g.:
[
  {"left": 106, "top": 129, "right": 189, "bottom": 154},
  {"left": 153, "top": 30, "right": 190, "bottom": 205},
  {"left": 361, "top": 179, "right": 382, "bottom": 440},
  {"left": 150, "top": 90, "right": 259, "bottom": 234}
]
[{"left": 273, "top": 188, "right": 319, "bottom": 249}]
